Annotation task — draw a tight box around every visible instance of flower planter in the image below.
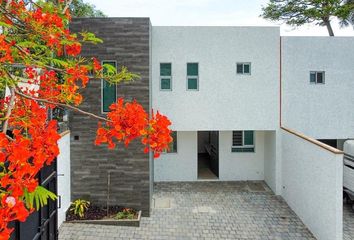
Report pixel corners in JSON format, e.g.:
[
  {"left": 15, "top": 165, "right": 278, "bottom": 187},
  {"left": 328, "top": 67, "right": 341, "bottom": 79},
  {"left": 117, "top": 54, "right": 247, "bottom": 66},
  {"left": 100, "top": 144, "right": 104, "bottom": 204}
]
[{"left": 66, "top": 210, "right": 141, "bottom": 227}]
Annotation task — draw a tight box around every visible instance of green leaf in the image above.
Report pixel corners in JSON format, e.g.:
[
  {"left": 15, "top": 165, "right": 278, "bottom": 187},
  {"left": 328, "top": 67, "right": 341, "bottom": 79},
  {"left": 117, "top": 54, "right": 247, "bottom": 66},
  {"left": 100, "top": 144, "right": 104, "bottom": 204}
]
[
  {"left": 0, "top": 21, "right": 13, "bottom": 28},
  {"left": 23, "top": 186, "right": 57, "bottom": 210},
  {"left": 80, "top": 32, "right": 103, "bottom": 44},
  {"left": 52, "top": 58, "right": 68, "bottom": 68}
]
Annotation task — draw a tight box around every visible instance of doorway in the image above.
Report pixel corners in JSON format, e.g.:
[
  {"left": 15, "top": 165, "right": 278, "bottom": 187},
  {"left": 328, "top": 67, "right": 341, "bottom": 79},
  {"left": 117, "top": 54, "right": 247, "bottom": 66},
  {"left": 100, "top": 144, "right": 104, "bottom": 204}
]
[{"left": 198, "top": 131, "right": 219, "bottom": 179}]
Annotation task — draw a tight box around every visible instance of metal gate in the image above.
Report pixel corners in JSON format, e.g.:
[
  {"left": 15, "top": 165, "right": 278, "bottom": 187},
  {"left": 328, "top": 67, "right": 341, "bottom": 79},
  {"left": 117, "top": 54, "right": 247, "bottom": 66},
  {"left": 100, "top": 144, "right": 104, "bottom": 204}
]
[{"left": 10, "top": 159, "right": 58, "bottom": 240}]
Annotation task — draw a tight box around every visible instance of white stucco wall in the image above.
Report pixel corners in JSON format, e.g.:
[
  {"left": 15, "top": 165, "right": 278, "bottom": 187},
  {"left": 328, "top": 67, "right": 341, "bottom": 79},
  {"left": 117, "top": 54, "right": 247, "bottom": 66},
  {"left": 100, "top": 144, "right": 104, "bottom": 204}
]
[
  {"left": 57, "top": 132, "right": 71, "bottom": 227},
  {"left": 152, "top": 27, "right": 280, "bottom": 131},
  {"left": 281, "top": 128, "right": 343, "bottom": 240},
  {"left": 219, "top": 131, "right": 265, "bottom": 181},
  {"left": 282, "top": 37, "right": 354, "bottom": 139},
  {"left": 155, "top": 130, "right": 282, "bottom": 185},
  {"left": 264, "top": 131, "right": 277, "bottom": 193},
  {"left": 154, "top": 131, "right": 197, "bottom": 181}
]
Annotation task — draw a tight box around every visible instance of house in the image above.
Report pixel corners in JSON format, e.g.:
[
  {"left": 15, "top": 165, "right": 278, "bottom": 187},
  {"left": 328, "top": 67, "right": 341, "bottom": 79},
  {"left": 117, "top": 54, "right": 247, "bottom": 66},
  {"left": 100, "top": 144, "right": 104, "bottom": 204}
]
[{"left": 66, "top": 17, "right": 354, "bottom": 240}]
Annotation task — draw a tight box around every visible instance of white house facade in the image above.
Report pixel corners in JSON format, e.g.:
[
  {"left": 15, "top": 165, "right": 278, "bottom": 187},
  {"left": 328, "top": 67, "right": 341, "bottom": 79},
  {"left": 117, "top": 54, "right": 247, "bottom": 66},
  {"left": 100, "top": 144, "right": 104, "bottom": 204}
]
[
  {"left": 152, "top": 27, "right": 282, "bottom": 195},
  {"left": 66, "top": 19, "right": 353, "bottom": 240},
  {"left": 149, "top": 26, "right": 353, "bottom": 240}
]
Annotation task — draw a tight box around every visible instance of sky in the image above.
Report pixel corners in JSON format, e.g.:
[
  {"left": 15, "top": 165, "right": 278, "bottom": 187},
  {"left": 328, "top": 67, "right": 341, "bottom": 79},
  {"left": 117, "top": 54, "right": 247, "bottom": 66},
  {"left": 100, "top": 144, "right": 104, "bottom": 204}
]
[{"left": 87, "top": 0, "right": 354, "bottom": 36}]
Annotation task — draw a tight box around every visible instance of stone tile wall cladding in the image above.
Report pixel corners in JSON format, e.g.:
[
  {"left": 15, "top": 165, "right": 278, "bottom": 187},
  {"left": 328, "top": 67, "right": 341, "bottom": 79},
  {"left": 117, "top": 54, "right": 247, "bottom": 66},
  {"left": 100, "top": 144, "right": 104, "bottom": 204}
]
[{"left": 69, "top": 18, "right": 151, "bottom": 216}]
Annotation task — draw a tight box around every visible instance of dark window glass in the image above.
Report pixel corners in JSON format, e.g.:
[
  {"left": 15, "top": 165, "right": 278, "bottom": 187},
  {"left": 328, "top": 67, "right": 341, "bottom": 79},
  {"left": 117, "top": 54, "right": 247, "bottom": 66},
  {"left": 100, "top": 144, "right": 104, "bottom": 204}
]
[
  {"left": 161, "top": 78, "right": 171, "bottom": 90},
  {"left": 310, "top": 72, "right": 316, "bottom": 83},
  {"left": 237, "top": 64, "right": 243, "bottom": 74},
  {"left": 160, "top": 63, "right": 171, "bottom": 76},
  {"left": 244, "top": 64, "right": 250, "bottom": 74},
  {"left": 244, "top": 131, "right": 254, "bottom": 145},
  {"left": 102, "top": 61, "right": 117, "bottom": 112},
  {"left": 187, "top": 63, "right": 198, "bottom": 76},
  {"left": 102, "top": 80, "right": 116, "bottom": 112},
  {"left": 317, "top": 72, "right": 324, "bottom": 84},
  {"left": 167, "top": 131, "right": 177, "bottom": 153},
  {"left": 188, "top": 78, "right": 198, "bottom": 90}
]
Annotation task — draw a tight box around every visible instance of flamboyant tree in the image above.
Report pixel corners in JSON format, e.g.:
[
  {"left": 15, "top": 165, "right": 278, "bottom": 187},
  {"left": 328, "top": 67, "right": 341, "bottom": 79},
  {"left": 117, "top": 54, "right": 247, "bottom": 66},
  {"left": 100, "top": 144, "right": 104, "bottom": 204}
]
[
  {"left": 0, "top": 0, "right": 172, "bottom": 239},
  {"left": 261, "top": 0, "right": 354, "bottom": 36}
]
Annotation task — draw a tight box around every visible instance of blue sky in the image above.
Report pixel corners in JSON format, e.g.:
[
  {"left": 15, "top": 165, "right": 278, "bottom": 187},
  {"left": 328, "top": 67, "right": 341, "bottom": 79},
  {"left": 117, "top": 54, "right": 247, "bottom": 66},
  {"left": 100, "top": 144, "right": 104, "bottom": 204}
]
[{"left": 87, "top": 0, "right": 354, "bottom": 36}]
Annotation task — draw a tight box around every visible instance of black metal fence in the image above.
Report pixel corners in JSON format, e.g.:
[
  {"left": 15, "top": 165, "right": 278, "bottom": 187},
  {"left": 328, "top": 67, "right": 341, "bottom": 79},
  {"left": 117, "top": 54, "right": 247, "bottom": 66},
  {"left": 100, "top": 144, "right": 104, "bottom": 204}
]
[{"left": 10, "top": 159, "right": 58, "bottom": 240}]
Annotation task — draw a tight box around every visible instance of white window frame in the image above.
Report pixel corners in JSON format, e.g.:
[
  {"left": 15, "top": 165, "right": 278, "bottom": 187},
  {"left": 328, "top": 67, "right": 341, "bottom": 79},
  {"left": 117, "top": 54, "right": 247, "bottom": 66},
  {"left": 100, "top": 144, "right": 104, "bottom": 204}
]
[
  {"left": 232, "top": 131, "right": 255, "bottom": 152},
  {"left": 236, "top": 62, "right": 251, "bottom": 75},
  {"left": 101, "top": 60, "right": 117, "bottom": 114},
  {"left": 310, "top": 71, "right": 325, "bottom": 84},
  {"left": 160, "top": 62, "right": 172, "bottom": 91},
  {"left": 186, "top": 62, "right": 199, "bottom": 91}
]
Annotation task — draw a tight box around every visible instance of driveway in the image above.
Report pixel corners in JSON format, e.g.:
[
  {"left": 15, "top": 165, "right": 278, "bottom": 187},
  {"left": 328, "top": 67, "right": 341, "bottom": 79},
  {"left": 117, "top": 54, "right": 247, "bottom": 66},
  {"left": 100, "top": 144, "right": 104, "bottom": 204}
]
[{"left": 59, "top": 181, "right": 315, "bottom": 240}]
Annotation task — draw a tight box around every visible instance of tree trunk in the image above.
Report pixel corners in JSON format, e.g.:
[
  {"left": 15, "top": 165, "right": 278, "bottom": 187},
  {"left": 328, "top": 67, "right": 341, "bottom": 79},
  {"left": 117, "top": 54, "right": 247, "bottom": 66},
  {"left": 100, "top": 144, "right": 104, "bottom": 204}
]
[{"left": 324, "top": 20, "right": 335, "bottom": 36}]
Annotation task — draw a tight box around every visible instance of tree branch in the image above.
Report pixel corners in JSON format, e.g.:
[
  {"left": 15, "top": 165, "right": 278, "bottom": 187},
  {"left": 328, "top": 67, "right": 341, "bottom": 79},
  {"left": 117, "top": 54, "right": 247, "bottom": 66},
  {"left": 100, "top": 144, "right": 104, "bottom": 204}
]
[
  {"left": 14, "top": 90, "right": 110, "bottom": 123},
  {"left": 2, "top": 87, "right": 16, "bottom": 133},
  {"left": 62, "top": 0, "right": 73, "bottom": 14},
  {"left": 5, "top": 0, "right": 12, "bottom": 9}
]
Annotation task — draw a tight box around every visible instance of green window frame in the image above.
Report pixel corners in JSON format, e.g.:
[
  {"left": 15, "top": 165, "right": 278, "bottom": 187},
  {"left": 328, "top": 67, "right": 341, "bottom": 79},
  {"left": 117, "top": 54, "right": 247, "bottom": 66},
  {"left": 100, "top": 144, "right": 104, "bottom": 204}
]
[
  {"left": 102, "top": 61, "right": 117, "bottom": 113},
  {"left": 166, "top": 131, "right": 177, "bottom": 153},
  {"left": 160, "top": 63, "right": 172, "bottom": 90},
  {"left": 236, "top": 63, "right": 251, "bottom": 75},
  {"left": 231, "top": 131, "right": 255, "bottom": 153},
  {"left": 187, "top": 63, "right": 199, "bottom": 90},
  {"left": 310, "top": 71, "right": 325, "bottom": 84}
]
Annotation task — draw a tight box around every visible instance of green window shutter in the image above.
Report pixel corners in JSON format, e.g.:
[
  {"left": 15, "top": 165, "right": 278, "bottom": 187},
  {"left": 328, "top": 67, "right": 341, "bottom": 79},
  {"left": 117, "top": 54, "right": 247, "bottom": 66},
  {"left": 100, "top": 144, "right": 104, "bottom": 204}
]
[
  {"left": 244, "top": 64, "right": 250, "bottom": 74},
  {"left": 102, "top": 80, "right": 116, "bottom": 112},
  {"left": 187, "top": 63, "right": 198, "bottom": 76},
  {"left": 160, "top": 63, "right": 171, "bottom": 76},
  {"left": 188, "top": 78, "right": 198, "bottom": 90},
  {"left": 244, "top": 131, "right": 254, "bottom": 145},
  {"left": 237, "top": 64, "right": 243, "bottom": 74},
  {"left": 161, "top": 78, "right": 171, "bottom": 90}
]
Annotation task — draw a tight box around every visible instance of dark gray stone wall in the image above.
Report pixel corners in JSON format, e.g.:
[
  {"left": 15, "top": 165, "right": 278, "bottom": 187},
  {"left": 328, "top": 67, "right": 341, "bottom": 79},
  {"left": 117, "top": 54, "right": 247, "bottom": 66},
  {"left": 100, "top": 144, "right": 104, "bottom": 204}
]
[{"left": 69, "top": 18, "right": 151, "bottom": 216}]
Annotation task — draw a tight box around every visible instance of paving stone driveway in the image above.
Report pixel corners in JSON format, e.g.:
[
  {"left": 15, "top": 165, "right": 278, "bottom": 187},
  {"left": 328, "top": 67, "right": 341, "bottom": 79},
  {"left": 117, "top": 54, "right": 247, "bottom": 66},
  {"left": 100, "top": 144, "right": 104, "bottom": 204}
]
[{"left": 59, "top": 181, "right": 316, "bottom": 240}]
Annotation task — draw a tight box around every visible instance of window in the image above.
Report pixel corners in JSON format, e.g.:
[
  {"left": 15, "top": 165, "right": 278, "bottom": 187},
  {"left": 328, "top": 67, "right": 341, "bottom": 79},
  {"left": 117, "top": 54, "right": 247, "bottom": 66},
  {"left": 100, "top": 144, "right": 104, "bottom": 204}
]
[
  {"left": 160, "top": 63, "right": 172, "bottom": 90},
  {"left": 310, "top": 71, "right": 325, "bottom": 84},
  {"left": 187, "top": 63, "right": 198, "bottom": 90},
  {"left": 236, "top": 63, "right": 251, "bottom": 75},
  {"left": 232, "top": 131, "right": 255, "bottom": 152},
  {"left": 166, "top": 131, "right": 177, "bottom": 153},
  {"left": 102, "top": 61, "right": 117, "bottom": 113}
]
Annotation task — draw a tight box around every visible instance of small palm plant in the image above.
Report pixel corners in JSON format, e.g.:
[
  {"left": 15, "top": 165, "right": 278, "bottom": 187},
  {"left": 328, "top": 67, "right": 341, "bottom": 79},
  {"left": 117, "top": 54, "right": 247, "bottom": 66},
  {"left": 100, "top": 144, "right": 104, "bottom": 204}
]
[{"left": 70, "top": 199, "right": 90, "bottom": 218}]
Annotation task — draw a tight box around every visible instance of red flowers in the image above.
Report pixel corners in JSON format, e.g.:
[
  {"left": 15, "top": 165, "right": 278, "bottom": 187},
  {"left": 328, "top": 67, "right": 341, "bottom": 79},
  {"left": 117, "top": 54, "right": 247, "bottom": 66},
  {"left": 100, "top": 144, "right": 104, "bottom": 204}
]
[
  {"left": 0, "top": 35, "right": 14, "bottom": 63},
  {"left": 93, "top": 57, "right": 103, "bottom": 71},
  {"left": 0, "top": 95, "right": 61, "bottom": 239},
  {"left": 0, "top": 1, "right": 172, "bottom": 239},
  {"left": 65, "top": 43, "right": 82, "bottom": 56},
  {"left": 95, "top": 98, "right": 172, "bottom": 157}
]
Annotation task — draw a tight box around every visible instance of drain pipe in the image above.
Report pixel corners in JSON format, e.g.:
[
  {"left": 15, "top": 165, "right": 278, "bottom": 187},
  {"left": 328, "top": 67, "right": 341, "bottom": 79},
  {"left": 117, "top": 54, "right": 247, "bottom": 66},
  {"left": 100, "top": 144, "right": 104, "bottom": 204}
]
[{"left": 107, "top": 171, "right": 111, "bottom": 217}]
